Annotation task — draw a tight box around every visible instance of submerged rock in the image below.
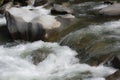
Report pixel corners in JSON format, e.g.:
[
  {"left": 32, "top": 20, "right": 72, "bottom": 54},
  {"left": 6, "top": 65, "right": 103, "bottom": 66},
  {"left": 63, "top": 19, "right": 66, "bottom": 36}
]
[
  {"left": 5, "top": 7, "right": 77, "bottom": 41},
  {"left": 31, "top": 48, "right": 52, "bottom": 65}
]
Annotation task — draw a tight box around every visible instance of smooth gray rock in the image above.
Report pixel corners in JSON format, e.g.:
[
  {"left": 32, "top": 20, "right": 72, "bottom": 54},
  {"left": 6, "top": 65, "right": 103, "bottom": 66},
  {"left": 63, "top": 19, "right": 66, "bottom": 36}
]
[
  {"left": 99, "top": 3, "right": 120, "bottom": 16},
  {"left": 5, "top": 7, "right": 77, "bottom": 42},
  {"left": 5, "top": 7, "right": 61, "bottom": 41}
]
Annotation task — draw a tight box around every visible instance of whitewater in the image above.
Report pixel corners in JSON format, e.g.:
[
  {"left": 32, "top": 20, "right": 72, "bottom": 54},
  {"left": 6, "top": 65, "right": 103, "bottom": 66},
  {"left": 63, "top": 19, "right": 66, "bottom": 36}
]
[{"left": 0, "top": 40, "right": 116, "bottom": 80}]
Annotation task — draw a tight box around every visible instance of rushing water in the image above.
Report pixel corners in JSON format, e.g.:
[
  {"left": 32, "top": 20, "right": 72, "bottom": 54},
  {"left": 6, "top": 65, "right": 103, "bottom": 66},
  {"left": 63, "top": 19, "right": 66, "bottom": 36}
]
[
  {"left": 0, "top": 41, "right": 116, "bottom": 80},
  {"left": 0, "top": 1, "right": 119, "bottom": 80}
]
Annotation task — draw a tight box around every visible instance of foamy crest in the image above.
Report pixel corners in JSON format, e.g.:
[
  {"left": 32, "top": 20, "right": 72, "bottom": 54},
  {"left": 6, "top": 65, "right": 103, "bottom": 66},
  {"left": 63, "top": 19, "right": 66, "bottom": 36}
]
[{"left": 0, "top": 41, "right": 116, "bottom": 80}]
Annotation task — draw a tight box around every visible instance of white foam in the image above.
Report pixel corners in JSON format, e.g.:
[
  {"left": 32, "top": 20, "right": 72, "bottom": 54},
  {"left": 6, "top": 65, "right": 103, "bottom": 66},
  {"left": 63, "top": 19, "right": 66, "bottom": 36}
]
[
  {"left": 88, "top": 20, "right": 120, "bottom": 35},
  {"left": 0, "top": 41, "right": 116, "bottom": 80},
  {"left": 0, "top": 17, "right": 6, "bottom": 26}
]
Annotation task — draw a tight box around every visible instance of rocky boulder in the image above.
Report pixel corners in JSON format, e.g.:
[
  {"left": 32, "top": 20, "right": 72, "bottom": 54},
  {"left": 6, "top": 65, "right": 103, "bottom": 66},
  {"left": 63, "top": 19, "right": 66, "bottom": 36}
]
[
  {"left": 99, "top": 2, "right": 120, "bottom": 16},
  {"left": 5, "top": 7, "right": 61, "bottom": 41},
  {"left": 31, "top": 48, "right": 52, "bottom": 65},
  {"left": 0, "top": 2, "right": 13, "bottom": 14},
  {"left": 5, "top": 7, "right": 77, "bottom": 41}
]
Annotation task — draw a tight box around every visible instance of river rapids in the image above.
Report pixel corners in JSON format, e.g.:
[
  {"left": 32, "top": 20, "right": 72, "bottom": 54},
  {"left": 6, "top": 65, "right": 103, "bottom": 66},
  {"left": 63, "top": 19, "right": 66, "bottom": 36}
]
[{"left": 0, "top": 1, "right": 119, "bottom": 80}]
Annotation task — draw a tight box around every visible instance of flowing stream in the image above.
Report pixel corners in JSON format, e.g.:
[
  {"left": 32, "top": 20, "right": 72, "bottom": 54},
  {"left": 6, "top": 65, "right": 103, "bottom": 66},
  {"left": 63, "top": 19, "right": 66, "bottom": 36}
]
[
  {"left": 0, "top": 41, "right": 116, "bottom": 80},
  {"left": 0, "top": 1, "right": 119, "bottom": 80}
]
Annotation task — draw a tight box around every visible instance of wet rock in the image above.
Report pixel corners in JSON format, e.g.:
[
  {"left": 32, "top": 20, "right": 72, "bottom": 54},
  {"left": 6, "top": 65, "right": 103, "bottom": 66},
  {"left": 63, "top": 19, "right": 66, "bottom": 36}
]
[
  {"left": 6, "top": 12, "right": 46, "bottom": 41},
  {"left": 51, "top": 4, "right": 73, "bottom": 15},
  {"left": 31, "top": 48, "right": 52, "bottom": 65},
  {"left": 5, "top": 7, "right": 61, "bottom": 41},
  {"left": 99, "top": 2, "right": 120, "bottom": 16},
  {"left": 106, "top": 70, "right": 120, "bottom": 80},
  {"left": 5, "top": 7, "right": 77, "bottom": 42},
  {"left": 45, "top": 15, "right": 77, "bottom": 42}
]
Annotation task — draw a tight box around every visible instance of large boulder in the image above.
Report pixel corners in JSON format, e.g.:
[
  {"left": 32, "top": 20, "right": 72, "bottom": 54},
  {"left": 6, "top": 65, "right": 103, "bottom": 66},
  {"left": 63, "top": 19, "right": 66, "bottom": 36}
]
[
  {"left": 99, "top": 2, "right": 120, "bottom": 16},
  {"left": 5, "top": 7, "right": 61, "bottom": 41},
  {"left": 5, "top": 7, "right": 77, "bottom": 41}
]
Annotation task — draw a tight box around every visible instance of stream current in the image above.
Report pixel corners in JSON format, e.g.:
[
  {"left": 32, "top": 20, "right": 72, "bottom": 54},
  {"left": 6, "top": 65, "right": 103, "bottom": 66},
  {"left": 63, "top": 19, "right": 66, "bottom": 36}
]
[{"left": 0, "top": 1, "right": 120, "bottom": 80}]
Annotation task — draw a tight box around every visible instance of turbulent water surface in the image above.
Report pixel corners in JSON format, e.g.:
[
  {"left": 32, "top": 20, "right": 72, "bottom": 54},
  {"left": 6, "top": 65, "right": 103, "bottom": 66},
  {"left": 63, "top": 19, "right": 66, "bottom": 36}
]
[
  {"left": 0, "top": 41, "right": 116, "bottom": 80},
  {"left": 0, "top": 1, "right": 120, "bottom": 80}
]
